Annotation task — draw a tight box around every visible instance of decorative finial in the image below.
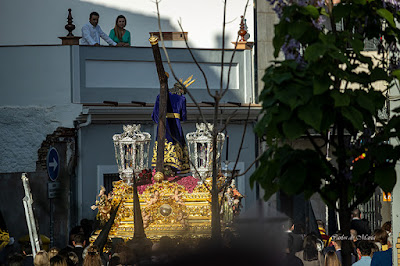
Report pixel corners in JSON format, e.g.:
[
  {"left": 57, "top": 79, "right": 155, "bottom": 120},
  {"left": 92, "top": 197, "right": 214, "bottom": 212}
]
[
  {"left": 238, "top": 15, "right": 247, "bottom": 42},
  {"left": 65, "top": 8, "right": 76, "bottom": 37},
  {"left": 149, "top": 35, "right": 158, "bottom": 45},
  {"left": 154, "top": 171, "right": 164, "bottom": 182}
]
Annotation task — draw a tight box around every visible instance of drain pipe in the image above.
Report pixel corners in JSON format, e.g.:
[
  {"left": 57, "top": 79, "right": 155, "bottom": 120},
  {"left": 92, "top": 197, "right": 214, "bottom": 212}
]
[
  {"left": 75, "top": 113, "right": 92, "bottom": 223},
  {"left": 77, "top": 114, "right": 92, "bottom": 129},
  {"left": 253, "top": 0, "right": 259, "bottom": 103}
]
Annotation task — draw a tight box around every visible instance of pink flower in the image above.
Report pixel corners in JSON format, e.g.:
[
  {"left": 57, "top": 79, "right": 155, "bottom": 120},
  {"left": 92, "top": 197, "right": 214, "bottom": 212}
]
[{"left": 135, "top": 170, "right": 200, "bottom": 194}]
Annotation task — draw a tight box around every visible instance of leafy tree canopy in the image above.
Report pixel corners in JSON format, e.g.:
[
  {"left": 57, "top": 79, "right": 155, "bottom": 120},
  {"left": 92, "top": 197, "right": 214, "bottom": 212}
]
[{"left": 251, "top": 0, "right": 400, "bottom": 212}]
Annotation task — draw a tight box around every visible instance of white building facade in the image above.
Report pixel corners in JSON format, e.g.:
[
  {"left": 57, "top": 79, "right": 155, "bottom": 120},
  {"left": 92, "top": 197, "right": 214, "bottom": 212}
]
[{"left": 0, "top": 0, "right": 261, "bottom": 248}]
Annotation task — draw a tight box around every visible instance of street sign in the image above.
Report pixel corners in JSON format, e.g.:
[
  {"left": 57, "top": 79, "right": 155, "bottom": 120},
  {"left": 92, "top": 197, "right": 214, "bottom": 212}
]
[
  {"left": 46, "top": 147, "right": 60, "bottom": 181},
  {"left": 48, "top": 182, "right": 61, "bottom": 199}
]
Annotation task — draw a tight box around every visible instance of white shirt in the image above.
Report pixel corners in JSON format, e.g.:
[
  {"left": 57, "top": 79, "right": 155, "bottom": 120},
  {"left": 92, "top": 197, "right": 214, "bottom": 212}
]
[{"left": 81, "top": 22, "right": 116, "bottom": 46}]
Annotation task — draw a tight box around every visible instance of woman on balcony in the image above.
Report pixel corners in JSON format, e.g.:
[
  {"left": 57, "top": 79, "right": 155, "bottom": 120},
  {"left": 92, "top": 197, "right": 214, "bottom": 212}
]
[{"left": 109, "top": 15, "right": 131, "bottom": 46}]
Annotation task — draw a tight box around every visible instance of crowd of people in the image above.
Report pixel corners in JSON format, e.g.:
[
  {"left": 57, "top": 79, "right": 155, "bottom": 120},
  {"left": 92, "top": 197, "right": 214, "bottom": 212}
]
[
  {"left": 0, "top": 207, "right": 395, "bottom": 266},
  {"left": 282, "top": 208, "right": 393, "bottom": 266},
  {"left": 81, "top": 12, "right": 131, "bottom": 47}
]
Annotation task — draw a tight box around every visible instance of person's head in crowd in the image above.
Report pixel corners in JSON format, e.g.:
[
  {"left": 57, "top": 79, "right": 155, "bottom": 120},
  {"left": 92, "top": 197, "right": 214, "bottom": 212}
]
[
  {"left": 117, "top": 249, "right": 129, "bottom": 266},
  {"left": 80, "top": 219, "right": 93, "bottom": 244},
  {"left": 72, "top": 234, "right": 85, "bottom": 248},
  {"left": 125, "top": 239, "right": 141, "bottom": 264},
  {"left": 388, "top": 234, "right": 393, "bottom": 248},
  {"left": 50, "top": 255, "right": 67, "bottom": 266},
  {"left": 350, "top": 229, "right": 358, "bottom": 242},
  {"left": 356, "top": 240, "right": 372, "bottom": 258},
  {"left": 283, "top": 218, "right": 294, "bottom": 232},
  {"left": 48, "top": 247, "right": 60, "bottom": 259},
  {"left": 331, "top": 234, "right": 342, "bottom": 251},
  {"left": 294, "top": 223, "right": 305, "bottom": 234},
  {"left": 57, "top": 248, "right": 71, "bottom": 262},
  {"left": 66, "top": 251, "right": 79, "bottom": 266},
  {"left": 83, "top": 246, "right": 102, "bottom": 266},
  {"left": 302, "top": 233, "right": 320, "bottom": 261},
  {"left": 69, "top": 226, "right": 84, "bottom": 246},
  {"left": 108, "top": 255, "right": 121, "bottom": 266},
  {"left": 34, "top": 250, "right": 50, "bottom": 266},
  {"left": 110, "top": 237, "right": 124, "bottom": 255},
  {"left": 316, "top": 220, "right": 325, "bottom": 229},
  {"left": 324, "top": 250, "right": 340, "bottom": 266},
  {"left": 159, "top": 236, "right": 174, "bottom": 253},
  {"left": 374, "top": 228, "right": 388, "bottom": 246},
  {"left": 114, "top": 15, "right": 127, "bottom": 40},
  {"left": 7, "top": 253, "right": 24, "bottom": 266},
  {"left": 370, "top": 242, "right": 379, "bottom": 255},
  {"left": 89, "top": 12, "right": 100, "bottom": 27},
  {"left": 382, "top": 221, "right": 391, "bottom": 234},
  {"left": 352, "top": 208, "right": 362, "bottom": 219}
]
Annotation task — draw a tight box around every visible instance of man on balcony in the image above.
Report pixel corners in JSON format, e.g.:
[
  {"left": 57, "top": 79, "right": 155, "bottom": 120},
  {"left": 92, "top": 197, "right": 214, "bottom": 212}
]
[{"left": 81, "top": 12, "right": 117, "bottom": 46}]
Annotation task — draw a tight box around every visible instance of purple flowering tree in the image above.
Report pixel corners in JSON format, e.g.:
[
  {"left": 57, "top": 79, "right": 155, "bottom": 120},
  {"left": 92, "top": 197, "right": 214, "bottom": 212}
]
[{"left": 251, "top": 0, "right": 400, "bottom": 265}]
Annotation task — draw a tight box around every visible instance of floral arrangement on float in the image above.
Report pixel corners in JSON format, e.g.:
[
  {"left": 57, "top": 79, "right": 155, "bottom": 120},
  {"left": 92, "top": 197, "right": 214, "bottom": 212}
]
[{"left": 136, "top": 168, "right": 200, "bottom": 194}]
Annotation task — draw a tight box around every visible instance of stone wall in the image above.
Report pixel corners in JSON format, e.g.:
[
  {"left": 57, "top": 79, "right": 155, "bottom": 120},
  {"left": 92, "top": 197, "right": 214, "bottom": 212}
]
[
  {"left": 0, "top": 127, "right": 78, "bottom": 250},
  {"left": 0, "top": 106, "right": 81, "bottom": 173}
]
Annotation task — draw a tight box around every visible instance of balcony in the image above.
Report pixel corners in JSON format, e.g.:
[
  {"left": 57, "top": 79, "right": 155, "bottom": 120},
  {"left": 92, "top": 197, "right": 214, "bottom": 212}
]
[{"left": 0, "top": 45, "right": 255, "bottom": 107}]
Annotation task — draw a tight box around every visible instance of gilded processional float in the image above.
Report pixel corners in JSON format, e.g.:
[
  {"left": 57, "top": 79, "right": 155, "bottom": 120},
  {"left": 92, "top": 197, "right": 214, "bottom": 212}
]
[
  {"left": 90, "top": 35, "right": 243, "bottom": 244},
  {"left": 90, "top": 123, "right": 243, "bottom": 242}
]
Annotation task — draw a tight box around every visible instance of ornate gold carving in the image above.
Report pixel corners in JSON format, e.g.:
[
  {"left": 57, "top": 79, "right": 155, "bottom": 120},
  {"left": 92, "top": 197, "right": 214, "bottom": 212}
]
[
  {"left": 149, "top": 35, "right": 158, "bottom": 45},
  {"left": 91, "top": 174, "right": 242, "bottom": 242},
  {"left": 142, "top": 193, "right": 188, "bottom": 228},
  {"left": 91, "top": 186, "right": 112, "bottom": 225},
  {"left": 154, "top": 172, "right": 164, "bottom": 182}
]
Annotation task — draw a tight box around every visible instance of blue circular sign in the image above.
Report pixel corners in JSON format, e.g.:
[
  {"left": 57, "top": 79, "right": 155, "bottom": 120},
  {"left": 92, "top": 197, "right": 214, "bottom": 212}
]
[{"left": 47, "top": 147, "right": 60, "bottom": 181}]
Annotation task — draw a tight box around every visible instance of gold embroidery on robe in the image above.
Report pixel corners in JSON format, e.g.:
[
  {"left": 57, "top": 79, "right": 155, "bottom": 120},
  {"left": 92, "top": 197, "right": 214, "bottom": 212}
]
[
  {"left": 0, "top": 229, "right": 10, "bottom": 250},
  {"left": 152, "top": 140, "right": 190, "bottom": 173}
]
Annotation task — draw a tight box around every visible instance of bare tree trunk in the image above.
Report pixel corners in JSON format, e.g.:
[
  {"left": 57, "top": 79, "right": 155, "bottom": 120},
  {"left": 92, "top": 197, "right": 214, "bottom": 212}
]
[
  {"left": 152, "top": 0, "right": 251, "bottom": 242},
  {"left": 337, "top": 115, "right": 352, "bottom": 266},
  {"left": 211, "top": 98, "right": 221, "bottom": 241},
  {"left": 338, "top": 205, "right": 352, "bottom": 266}
]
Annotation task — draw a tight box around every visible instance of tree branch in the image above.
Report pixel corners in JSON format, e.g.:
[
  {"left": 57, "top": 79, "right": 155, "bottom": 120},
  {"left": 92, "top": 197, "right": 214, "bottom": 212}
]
[
  {"left": 155, "top": 0, "right": 209, "bottom": 126},
  {"left": 220, "top": 104, "right": 252, "bottom": 195},
  {"left": 234, "top": 153, "right": 262, "bottom": 178},
  {"left": 219, "top": 0, "right": 227, "bottom": 97},
  {"left": 219, "top": 109, "right": 239, "bottom": 133},
  {"left": 176, "top": 20, "right": 214, "bottom": 99},
  {"left": 222, "top": 0, "right": 250, "bottom": 98},
  {"left": 306, "top": 130, "right": 338, "bottom": 177}
]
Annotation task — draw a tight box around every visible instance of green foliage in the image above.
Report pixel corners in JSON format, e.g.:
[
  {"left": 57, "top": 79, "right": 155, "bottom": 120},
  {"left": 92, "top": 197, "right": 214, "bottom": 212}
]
[
  {"left": 251, "top": 145, "right": 330, "bottom": 200},
  {"left": 252, "top": 0, "right": 400, "bottom": 211}
]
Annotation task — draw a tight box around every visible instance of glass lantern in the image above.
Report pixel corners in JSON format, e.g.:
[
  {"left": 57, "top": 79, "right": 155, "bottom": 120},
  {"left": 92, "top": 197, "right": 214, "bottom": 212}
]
[
  {"left": 113, "top": 124, "right": 151, "bottom": 184},
  {"left": 186, "top": 123, "right": 225, "bottom": 180}
]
